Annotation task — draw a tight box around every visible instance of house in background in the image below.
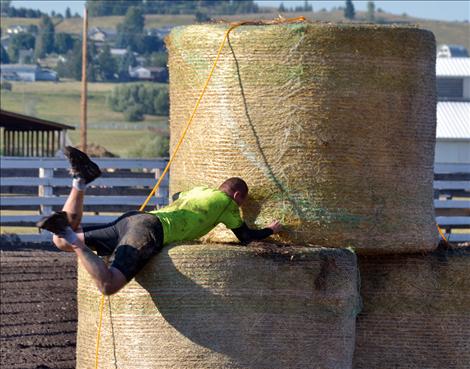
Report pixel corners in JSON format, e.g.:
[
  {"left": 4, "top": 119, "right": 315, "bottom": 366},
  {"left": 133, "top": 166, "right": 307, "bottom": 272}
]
[
  {"left": 435, "top": 51, "right": 470, "bottom": 164},
  {"left": 147, "top": 25, "right": 174, "bottom": 39},
  {"left": 6, "top": 25, "right": 28, "bottom": 35},
  {"left": 0, "top": 64, "right": 58, "bottom": 82},
  {"left": 129, "top": 65, "right": 168, "bottom": 82},
  {"left": 437, "top": 44, "right": 470, "bottom": 58},
  {"left": 88, "top": 27, "right": 117, "bottom": 44}
]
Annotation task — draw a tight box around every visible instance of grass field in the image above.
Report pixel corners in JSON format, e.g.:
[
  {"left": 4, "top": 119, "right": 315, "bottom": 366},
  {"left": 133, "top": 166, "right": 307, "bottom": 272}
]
[{"left": 1, "top": 81, "right": 169, "bottom": 157}]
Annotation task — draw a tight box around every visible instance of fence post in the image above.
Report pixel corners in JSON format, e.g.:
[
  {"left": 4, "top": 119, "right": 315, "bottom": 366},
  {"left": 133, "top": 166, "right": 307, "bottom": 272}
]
[
  {"left": 39, "top": 166, "right": 53, "bottom": 216},
  {"left": 154, "top": 168, "right": 162, "bottom": 208},
  {"left": 154, "top": 167, "right": 170, "bottom": 209}
]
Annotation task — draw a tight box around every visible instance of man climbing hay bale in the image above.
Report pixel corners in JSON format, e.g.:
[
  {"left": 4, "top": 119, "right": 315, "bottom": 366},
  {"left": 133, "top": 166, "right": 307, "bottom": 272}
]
[{"left": 37, "top": 146, "right": 282, "bottom": 295}]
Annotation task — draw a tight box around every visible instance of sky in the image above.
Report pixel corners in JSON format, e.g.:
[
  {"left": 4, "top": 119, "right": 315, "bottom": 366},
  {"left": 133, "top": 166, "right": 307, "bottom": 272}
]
[{"left": 9, "top": 0, "right": 470, "bottom": 22}]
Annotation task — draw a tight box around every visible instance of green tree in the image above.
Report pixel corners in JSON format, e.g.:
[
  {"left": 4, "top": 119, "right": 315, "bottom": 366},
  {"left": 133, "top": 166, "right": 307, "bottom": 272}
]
[
  {"left": 0, "top": 44, "right": 10, "bottom": 64},
  {"left": 0, "top": 0, "right": 11, "bottom": 15},
  {"left": 97, "top": 43, "right": 117, "bottom": 81},
  {"left": 344, "top": 0, "right": 355, "bottom": 20},
  {"left": 195, "top": 10, "right": 210, "bottom": 22},
  {"left": 367, "top": 1, "right": 375, "bottom": 22},
  {"left": 278, "top": 3, "right": 286, "bottom": 12},
  {"left": 87, "top": 0, "right": 142, "bottom": 16},
  {"left": 304, "top": 1, "right": 312, "bottom": 11},
  {"left": 8, "top": 33, "right": 36, "bottom": 63},
  {"left": 115, "top": 6, "right": 145, "bottom": 52},
  {"left": 154, "top": 90, "right": 169, "bottom": 115},
  {"left": 27, "top": 24, "right": 39, "bottom": 35},
  {"left": 107, "top": 83, "right": 168, "bottom": 117},
  {"left": 127, "top": 134, "right": 169, "bottom": 158},
  {"left": 54, "top": 33, "right": 75, "bottom": 54},
  {"left": 65, "top": 7, "right": 71, "bottom": 18},
  {"left": 124, "top": 105, "right": 145, "bottom": 121},
  {"left": 34, "top": 15, "right": 55, "bottom": 59},
  {"left": 118, "top": 48, "right": 137, "bottom": 81},
  {"left": 145, "top": 52, "right": 167, "bottom": 68},
  {"left": 55, "top": 40, "right": 97, "bottom": 81}
]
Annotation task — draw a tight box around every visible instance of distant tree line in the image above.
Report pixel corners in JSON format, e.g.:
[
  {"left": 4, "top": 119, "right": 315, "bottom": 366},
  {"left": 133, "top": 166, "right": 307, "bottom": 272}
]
[
  {"left": 2, "top": 7, "right": 166, "bottom": 84},
  {"left": 55, "top": 7, "right": 165, "bottom": 82},
  {"left": 278, "top": 1, "right": 312, "bottom": 13},
  {"left": 1, "top": 14, "right": 78, "bottom": 64},
  {"left": 86, "top": 0, "right": 259, "bottom": 16},
  {"left": 1, "top": 0, "right": 45, "bottom": 18},
  {"left": 107, "top": 83, "right": 169, "bottom": 121},
  {"left": 114, "top": 7, "right": 164, "bottom": 53}
]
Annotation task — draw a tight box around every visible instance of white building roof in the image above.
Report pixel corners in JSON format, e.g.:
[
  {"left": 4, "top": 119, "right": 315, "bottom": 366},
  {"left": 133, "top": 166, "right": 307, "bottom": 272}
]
[
  {"left": 436, "top": 102, "right": 470, "bottom": 140},
  {"left": 436, "top": 57, "right": 470, "bottom": 77}
]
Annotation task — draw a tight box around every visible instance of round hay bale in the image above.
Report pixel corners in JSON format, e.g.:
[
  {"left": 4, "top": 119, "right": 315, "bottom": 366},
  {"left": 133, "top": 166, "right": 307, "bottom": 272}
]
[
  {"left": 354, "top": 245, "right": 470, "bottom": 369},
  {"left": 166, "top": 23, "right": 437, "bottom": 254},
  {"left": 76, "top": 244, "right": 360, "bottom": 369}
]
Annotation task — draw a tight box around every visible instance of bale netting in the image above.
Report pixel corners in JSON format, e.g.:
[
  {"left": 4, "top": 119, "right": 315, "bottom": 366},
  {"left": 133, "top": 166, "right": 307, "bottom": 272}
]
[
  {"left": 354, "top": 244, "right": 470, "bottom": 369},
  {"left": 76, "top": 243, "right": 360, "bottom": 369},
  {"left": 166, "top": 23, "right": 438, "bottom": 254}
]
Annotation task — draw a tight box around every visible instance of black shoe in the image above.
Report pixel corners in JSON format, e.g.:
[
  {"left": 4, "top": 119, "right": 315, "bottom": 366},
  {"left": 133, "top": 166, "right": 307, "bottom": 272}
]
[
  {"left": 63, "top": 146, "right": 101, "bottom": 184},
  {"left": 36, "top": 211, "right": 69, "bottom": 234}
]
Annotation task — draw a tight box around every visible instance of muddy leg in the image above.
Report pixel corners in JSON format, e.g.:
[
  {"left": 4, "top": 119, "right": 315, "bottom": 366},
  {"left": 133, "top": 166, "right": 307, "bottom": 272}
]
[{"left": 62, "top": 187, "right": 84, "bottom": 231}]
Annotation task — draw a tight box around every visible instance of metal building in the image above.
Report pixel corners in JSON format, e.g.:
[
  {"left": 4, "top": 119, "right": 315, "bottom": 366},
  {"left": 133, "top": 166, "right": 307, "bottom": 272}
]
[{"left": 435, "top": 56, "right": 470, "bottom": 164}]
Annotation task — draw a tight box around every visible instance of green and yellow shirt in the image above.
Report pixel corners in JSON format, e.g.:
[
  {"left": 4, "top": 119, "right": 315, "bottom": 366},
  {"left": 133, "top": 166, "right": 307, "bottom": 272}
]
[{"left": 148, "top": 186, "right": 243, "bottom": 245}]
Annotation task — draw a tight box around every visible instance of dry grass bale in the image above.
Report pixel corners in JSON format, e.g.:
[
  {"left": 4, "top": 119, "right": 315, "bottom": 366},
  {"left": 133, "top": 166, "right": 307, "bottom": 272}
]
[
  {"left": 166, "top": 23, "right": 437, "bottom": 254},
  {"left": 354, "top": 245, "right": 470, "bottom": 369},
  {"left": 76, "top": 243, "right": 360, "bottom": 369}
]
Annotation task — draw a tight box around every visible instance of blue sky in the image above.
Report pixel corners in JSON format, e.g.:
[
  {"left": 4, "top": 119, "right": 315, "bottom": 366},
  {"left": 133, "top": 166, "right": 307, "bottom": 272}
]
[{"left": 10, "top": 1, "right": 470, "bottom": 22}]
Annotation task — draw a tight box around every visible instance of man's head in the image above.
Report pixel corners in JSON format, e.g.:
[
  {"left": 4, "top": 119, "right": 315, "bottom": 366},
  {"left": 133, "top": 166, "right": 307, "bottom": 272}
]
[{"left": 219, "top": 177, "right": 248, "bottom": 206}]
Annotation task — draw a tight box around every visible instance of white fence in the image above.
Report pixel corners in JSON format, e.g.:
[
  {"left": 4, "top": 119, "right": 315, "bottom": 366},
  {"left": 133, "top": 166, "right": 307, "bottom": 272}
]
[
  {"left": 1, "top": 158, "right": 469, "bottom": 244},
  {"left": 433, "top": 163, "right": 470, "bottom": 243},
  {"left": 1, "top": 156, "right": 169, "bottom": 243}
]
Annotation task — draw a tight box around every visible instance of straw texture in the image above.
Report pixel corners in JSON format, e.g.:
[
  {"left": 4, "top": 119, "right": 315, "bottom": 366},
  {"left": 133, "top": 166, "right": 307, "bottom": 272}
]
[
  {"left": 76, "top": 244, "right": 360, "bottom": 369},
  {"left": 354, "top": 245, "right": 470, "bottom": 369},
  {"left": 166, "top": 23, "right": 437, "bottom": 254}
]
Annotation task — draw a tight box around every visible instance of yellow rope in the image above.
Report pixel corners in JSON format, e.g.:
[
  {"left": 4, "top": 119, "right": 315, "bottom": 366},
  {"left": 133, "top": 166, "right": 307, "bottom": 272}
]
[
  {"left": 93, "top": 15, "right": 449, "bottom": 366},
  {"left": 93, "top": 16, "right": 306, "bottom": 369},
  {"left": 94, "top": 294, "right": 105, "bottom": 369},
  {"left": 138, "top": 16, "right": 306, "bottom": 212},
  {"left": 437, "top": 223, "right": 449, "bottom": 244}
]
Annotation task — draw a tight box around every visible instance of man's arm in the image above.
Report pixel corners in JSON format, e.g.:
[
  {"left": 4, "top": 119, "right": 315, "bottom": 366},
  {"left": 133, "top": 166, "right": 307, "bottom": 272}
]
[{"left": 231, "top": 220, "right": 282, "bottom": 244}]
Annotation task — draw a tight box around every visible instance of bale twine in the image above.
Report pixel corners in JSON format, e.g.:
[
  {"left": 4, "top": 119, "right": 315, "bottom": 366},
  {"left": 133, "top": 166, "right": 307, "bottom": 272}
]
[
  {"left": 76, "top": 244, "right": 360, "bottom": 369},
  {"left": 354, "top": 245, "right": 470, "bottom": 369},
  {"left": 166, "top": 23, "right": 437, "bottom": 254}
]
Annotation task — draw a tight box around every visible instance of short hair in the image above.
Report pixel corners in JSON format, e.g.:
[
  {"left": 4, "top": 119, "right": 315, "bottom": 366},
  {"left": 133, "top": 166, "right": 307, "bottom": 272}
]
[{"left": 219, "top": 177, "right": 248, "bottom": 197}]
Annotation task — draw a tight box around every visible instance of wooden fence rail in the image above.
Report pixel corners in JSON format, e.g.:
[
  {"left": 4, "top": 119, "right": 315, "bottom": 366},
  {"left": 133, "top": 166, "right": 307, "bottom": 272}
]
[
  {"left": 433, "top": 162, "right": 470, "bottom": 243},
  {"left": 1, "top": 156, "right": 169, "bottom": 243},
  {"left": 1, "top": 157, "right": 469, "bottom": 244}
]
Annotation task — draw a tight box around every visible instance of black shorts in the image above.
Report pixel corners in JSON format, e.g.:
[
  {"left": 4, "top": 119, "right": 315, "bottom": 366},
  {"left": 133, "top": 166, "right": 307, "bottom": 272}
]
[{"left": 83, "top": 211, "right": 164, "bottom": 281}]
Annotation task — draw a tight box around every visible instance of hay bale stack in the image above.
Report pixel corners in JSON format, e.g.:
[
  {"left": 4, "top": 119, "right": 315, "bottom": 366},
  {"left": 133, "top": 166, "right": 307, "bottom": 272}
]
[
  {"left": 354, "top": 245, "right": 470, "bottom": 369},
  {"left": 166, "top": 23, "right": 437, "bottom": 254},
  {"left": 76, "top": 244, "right": 360, "bottom": 369}
]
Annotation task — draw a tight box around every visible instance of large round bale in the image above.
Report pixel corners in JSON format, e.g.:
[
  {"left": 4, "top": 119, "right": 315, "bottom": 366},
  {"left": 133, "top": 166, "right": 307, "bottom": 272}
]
[
  {"left": 354, "top": 245, "right": 470, "bottom": 369},
  {"left": 166, "top": 23, "right": 437, "bottom": 254},
  {"left": 76, "top": 244, "right": 360, "bottom": 369}
]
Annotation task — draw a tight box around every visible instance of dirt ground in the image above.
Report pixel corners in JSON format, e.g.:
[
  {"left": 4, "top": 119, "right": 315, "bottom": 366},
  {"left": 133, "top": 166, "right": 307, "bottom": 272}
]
[{"left": 0, "top": 244, "right": 77, "bottom": 369}]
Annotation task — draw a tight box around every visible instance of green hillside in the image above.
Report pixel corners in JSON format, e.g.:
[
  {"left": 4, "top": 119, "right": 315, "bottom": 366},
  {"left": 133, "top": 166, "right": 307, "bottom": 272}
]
[{"left": 2, "top": 11, "right": 469, "bottom": 50}]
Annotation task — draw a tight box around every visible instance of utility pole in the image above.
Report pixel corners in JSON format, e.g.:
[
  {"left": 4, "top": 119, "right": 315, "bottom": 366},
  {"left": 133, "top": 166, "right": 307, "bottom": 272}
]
[{"left": 80, "top": 6, "right": 88, "bottom": 152}]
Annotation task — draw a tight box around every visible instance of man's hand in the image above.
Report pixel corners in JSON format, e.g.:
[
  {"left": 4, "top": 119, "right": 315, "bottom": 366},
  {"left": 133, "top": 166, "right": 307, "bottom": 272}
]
[{"left": 267, "top": 220, "right": 282, "bottom": 234}]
